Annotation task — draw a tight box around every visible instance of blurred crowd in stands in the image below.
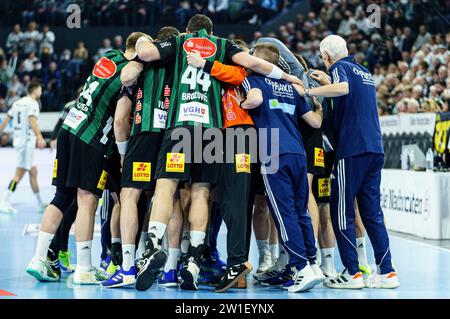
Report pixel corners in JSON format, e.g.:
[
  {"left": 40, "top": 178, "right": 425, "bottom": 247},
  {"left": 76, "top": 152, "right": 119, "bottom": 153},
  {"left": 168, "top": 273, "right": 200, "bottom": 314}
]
[
  {"left": 0, "top": 0, "right": 449, "bottom": 117},
  {"left": 241, "top": 0, "right": 450, "bottom": 115}
]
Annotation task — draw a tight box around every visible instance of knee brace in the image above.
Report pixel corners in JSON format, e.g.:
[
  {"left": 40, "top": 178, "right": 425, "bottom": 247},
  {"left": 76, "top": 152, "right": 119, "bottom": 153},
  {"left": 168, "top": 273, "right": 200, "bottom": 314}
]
[{"left": 50, "top": 188, "right": 76, "bottom": 213}]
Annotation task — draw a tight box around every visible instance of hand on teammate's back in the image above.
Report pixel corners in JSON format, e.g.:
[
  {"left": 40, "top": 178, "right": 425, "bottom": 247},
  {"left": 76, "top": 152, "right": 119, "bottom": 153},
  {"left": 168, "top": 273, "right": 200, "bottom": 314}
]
[
  {"left": 186, "top": 50, "right": 206, "bottom": 68},
  {"left": 310, "top": 70, "right": 331, "bottom": 85}
]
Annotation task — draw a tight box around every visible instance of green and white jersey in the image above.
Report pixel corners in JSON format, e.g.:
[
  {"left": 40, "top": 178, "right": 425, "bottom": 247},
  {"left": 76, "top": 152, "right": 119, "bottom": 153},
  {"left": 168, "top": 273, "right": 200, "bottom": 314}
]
[
  {"left": 61, "top": 50, "right": 129, "bottom": 155},
  {"left": 130, "top": 61, "right": 174, "bottom": 136},
  {"left": 154, "top": 29, "right": 242, "bottom": 128}
]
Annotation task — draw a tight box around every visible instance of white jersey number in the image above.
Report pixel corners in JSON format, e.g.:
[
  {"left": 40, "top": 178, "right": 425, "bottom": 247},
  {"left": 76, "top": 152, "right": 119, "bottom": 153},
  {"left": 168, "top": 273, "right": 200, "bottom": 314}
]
[
  {"left": 181, "top": 66, "right": 211, "bottom": 92},
  {"left": 80, "top": 77, "right": 100, "bottom": 107}
]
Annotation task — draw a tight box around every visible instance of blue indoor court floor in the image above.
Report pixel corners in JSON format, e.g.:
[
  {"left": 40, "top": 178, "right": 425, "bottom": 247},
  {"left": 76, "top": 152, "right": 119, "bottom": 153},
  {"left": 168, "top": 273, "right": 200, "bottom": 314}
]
[{"left": 0, "top": 149, "right": 450, "bottom": 299}]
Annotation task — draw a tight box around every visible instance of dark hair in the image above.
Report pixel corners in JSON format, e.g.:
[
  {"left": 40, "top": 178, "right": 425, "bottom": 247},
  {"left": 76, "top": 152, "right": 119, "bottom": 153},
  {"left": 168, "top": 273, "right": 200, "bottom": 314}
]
[
  {"left": 26, "top": 81, "right": 41, "bottom": 94},
  {"left": 294, "top": 53, "right": 309, "bottom": 72},
  {"left": 187, "top": 14, "right": 213, "bottom": 34},
  {"left": 157, "top": 26, "right": 180, "bottom": 41},
  {"left": 254, "top": 43, "right": 280, "bottom": 65}
]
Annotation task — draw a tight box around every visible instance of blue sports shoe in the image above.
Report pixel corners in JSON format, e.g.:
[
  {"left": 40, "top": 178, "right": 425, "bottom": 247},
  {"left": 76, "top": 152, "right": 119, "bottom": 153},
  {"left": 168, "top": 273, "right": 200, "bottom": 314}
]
[
  {"left": 100, "top": 255, "right": 111, "bottom": 272},
  {"left": 265, "top": 267, "right": 294, "bottom": 287},
  {"left": 158, "top": 269, "right": 178, "bottom": 287},
  {"left": 101, "top": 267, "right": 136, "bottom": 288},
  {"left": 199, "top": 250, "right": 227, "bottom": 286}
]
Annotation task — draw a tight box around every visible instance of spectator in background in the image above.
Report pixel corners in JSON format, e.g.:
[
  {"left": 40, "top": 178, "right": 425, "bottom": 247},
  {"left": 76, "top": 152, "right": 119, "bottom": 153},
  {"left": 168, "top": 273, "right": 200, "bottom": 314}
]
[
  {"left": 30, "top": 60, "right": 44, "bottom": 83},
  {"left": 240, "top": 0, "right": 259, "bottom": 24},
  {"left": 93, "top": 38, "right": 112, "bottom": 62},
  {"left": 72, "top": 41, "right": 88, "bottom": 76},
  {"left": 113, "top": 35, "right": 124, "bottom": 51},
  {"left": 303, "top": 43, "right": 323, "bottom": 69},
  {"left": 5, "top": 24, "right": 23, "bottom": 55},
  {"left": 39, "top": 24, "right": 55, "bottom": 65},
  {"left": 260, "top": 0, "right": 279, "bottom": 23},
  {"left": 5, "top": 89, "right": 20, "bottom": 111},
  {"left": 413, "top": 25, "right": 432, "bottom": 51},
  {"left": 0, "top": 59, "right": 15, "bottom": 97},
  {"left": 175, "top": 0, "right": 193, "bottom": 29},
  {"left": 23, "top": 52, "right": 39, "bottom": 73},
  {"left": 208, "top": 0, "right": 229, "bottom": 24},
  {"left": 8, "top": 75, "right": 25, "bottom": 97},
  {"left": 22, "top": 21, "right": 41, "bottom": 56},
  {"left": 43, "top": 61, "right": 62, "bottom": 110}
]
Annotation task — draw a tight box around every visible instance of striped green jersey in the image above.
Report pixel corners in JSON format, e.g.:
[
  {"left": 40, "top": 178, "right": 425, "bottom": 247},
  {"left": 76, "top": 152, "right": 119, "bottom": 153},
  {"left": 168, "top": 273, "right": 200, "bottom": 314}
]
[
  {"left": 154, "top": 29, "right": 242, "bottom": 128},
  {"left": 130, "top": 61, "right": 173, "bottom": 136},
  {"left": 61, "top": 50, "right": 129, "bottom": 155}
]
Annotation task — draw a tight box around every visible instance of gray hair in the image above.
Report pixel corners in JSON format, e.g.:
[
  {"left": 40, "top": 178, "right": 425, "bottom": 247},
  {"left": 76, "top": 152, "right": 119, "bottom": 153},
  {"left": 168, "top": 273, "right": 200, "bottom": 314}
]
[{"left": 319, "top": 35, "right": 348, "bottom": 63}]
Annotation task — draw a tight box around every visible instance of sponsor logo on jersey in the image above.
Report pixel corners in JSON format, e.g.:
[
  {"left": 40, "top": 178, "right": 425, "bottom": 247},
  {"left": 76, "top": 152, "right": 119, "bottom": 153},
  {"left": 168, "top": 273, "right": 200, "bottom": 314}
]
[
  {"left": 318, "top": 177, "right": 330, "bottom": 197},
  {"left": 53, "top": 159, "right": 58, "bottom": 178},
  {"left": 183, "top": 38, "right": 217, "bottom": 58},
  {"left": 132, "top": 162, "right": 151, "bottom": 182},
  {"left": 166, "top": 153, "right": 185, "bottom": 172},
  {"left": 235, "top": 153, "right": 251, "bottom": 173},
  {"left": 153, "top": 108, "right": 167, "bottom": 129},
  {"left": 178, "top": 102, "right": 210, "bottom": 124},
  {"left": 63, "top": 108, "right": 87, "bottom": 130},
  {"left": 97, "top": 170, "right": 108, "bottom": 190},
  {"left": 314, "top": 148, "right": 325, "bottom": 167},
  {"left": 135, "top": 114, "right": 142, "bottom": 125},
  {"left": 268, "top": 99, "right": 295, "bottom": 115},
  {"left": 93, "top": 57, "right": 117, "bottom": 79}
]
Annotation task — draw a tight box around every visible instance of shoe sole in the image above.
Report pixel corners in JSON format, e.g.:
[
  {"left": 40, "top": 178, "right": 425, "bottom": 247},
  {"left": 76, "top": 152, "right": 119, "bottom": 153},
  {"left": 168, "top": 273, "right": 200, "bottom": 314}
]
[
  {"left": 288, "top": 276, "right": 321, "bottom": 293},
  {"left": 135, "top": 252, "right": 167, "bottom": 292},
  {"left": 364, "top": 282, "right": 400, "bottom": 289},
  {"left": 324, "top": 282, "right": 364, "bottom": 289},
  {"left": 101, "top": 280, "right": 136, "bottom": 289},
  {"left": 26, "top": 268, "right": 59, "bottom": 282},
  {"left": 214, "top": 262, "right": 253, "bottom": 293},
  {"left": 180, "top": 268, "right": 198, "bottom": 290},
  {"left": 160, "top": 282, "right": 179, "bottom": 288}
]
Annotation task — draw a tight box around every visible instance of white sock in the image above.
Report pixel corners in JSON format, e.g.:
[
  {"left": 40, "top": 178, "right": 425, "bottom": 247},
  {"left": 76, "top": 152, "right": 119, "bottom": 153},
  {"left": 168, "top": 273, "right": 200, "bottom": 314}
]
[
  {"left": 256, "top": 240, "right": 270, "bottom": 258},
  {"left": 276, "top": 246, "right": 289, "bottom": 269},
  {"left": 315, "top": 240, "right": 321, "bottom": 266},
  {"left": 112, "top": 237, "right": 121, "bottom": 244},
  {"left": 320, "top": 247, "right": 336, "bottom": 273},
  {"left": 356, "top": 237, "right": 369, "bottom": 266},
  {"left": 2, "top": 190, "right": 12, "bottom": 203},
  {"left": 35, "top": 231, "right": 54, "bottom": 260},
  {"left": 269, "top": 244, "right": 279, "bottom": 264},
  {"left": 164, "top": 248, "right": 181, "bottom": 272},
  {"left": 190, "top": 230, "right": 206, "bottom": 247},
  {"left": 76, "top": 240, "right": 92, "bottom": 270},
  {"left": 34, "top": 192, "right": 43, "bottom": 205},
  {"left": 180, "top": 230, "right": 190, "bottom": 254},
  {"left": 137, "top": 231, "right": 147, "bottom": 255},
  {"left": 122, "top": 244, "right": 135, "bottom": 271},
  {"left": 148, "top": 221, "right": 167, "bottom": 248}
]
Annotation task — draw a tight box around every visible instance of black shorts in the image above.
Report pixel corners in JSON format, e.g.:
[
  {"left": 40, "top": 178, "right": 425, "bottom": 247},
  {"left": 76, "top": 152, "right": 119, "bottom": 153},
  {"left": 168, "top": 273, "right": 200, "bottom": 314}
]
[
  {"left": 52, "top": 129, "right": 108, "bottom": 197},
  {"left": 251, "top": 163, "right": 265, "bottom": 196},
  {"left": 121, "top": 132, "right": 164, "bottom": 190},
  {"left": 312, "top": 150, "right": 335, "bottom": 204},
  {"left": 155, "top": 126, "right": 220, "bottom": 184},
  {"left": 300, "top": 123, "right": 325, "bottom": 175}
]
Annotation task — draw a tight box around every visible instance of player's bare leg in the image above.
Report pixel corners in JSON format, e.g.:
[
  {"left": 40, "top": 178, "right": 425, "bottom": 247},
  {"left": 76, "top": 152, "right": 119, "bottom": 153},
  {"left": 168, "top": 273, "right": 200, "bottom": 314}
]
[
  {"left": 318, "top": 203, "right": 337, "bottom": 277},
  {"left": 355, "top": 200, "right": 372, "bottom": 275},
  {"left": 253, "top": 195, "right": 272, "bottom": 272},
  {"left": 268, "top": 215, "right": 280, "bottom": 266},
  {"left": 0, "top": 167, "right": 26, "bottom": 214},
  {"left": 73, "top": 188, "right": 105, "bottom": 284},
  {"left": 29, "top": 166, "right": 46, "bottom": 212}
]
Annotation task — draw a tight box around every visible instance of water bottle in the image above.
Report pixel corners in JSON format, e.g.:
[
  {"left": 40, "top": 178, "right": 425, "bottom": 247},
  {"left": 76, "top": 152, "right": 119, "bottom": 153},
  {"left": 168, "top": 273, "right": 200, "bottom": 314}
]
[{"left": 426, "top": 148, "right": 434, "bottom": 172}]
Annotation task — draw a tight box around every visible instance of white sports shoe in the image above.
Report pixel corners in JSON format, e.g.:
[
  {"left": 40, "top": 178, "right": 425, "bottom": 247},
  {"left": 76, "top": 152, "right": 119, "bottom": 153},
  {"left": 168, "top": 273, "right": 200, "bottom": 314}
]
[
  {"left": 323, "top": 269, "right": 364, "bottom": 289},
  {"left": 364, "top": 271, "right": 400, "bottom": 289},
  {"left": 311, "top": 263, "right": 326, "bottom": 283},
  {"left": 180, "top": 257, "right": 200, "bottom": 290},
  {"left": 26, "top": 257, "right": 60, "bottom": 282},
  {"left": 321, "top": 267, "right": 339, "bottom": 279},
  {"left": 73, "top": 267, "right": 108, "bottom": 285},
  {"left": 0, "top": 201, "right": 17, "bottom": 214},
  {"left": 288, "top": 264, "right": 320, "bottom": 293},
  {"left": 256, "top": 254, "right": 272, "bottom": 273}
]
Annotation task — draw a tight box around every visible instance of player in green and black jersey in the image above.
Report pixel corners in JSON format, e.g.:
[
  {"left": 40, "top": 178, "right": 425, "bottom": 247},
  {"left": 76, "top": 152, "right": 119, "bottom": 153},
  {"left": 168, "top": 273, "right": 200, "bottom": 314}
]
[
  {"left": 100, "top": 26, "right": 181, "bottom": 289},
  {"left": 120, "top": 14, "right": 303, "bottom": 292},
  {"left": 26, "top": 32, "right": 151, "bottom": 285}
]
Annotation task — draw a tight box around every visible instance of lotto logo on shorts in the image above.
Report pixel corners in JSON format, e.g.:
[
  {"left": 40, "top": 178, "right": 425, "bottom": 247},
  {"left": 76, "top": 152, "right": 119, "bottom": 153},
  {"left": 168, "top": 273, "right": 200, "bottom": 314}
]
[
  {"left": 166, "top": 153, "right": 185, "bottom": 172},
  {"left": 132, "top": 162, "right": 151, "bottom": 182},
  {"left": 53, "top": 159, "right": 58, "bottom": 178},
  {"left": 97, "top": 170, "right": 108, "bottom": 191},
  {"left": 318, "top": 178, "right": 330, "bottom": 197},
  {"left": 314, "top": 148, "right": 325, "bottom": 167},
  {"left": 235, "top": 153, "right": 251, "bottom": 173}
]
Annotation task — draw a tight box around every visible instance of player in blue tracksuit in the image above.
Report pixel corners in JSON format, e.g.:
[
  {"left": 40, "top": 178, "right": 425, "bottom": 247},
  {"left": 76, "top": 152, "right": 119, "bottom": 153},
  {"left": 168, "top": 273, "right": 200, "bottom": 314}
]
[
  {"left": 307, "top": 35, "right": 400, "bottom": 289},
  {"left": 237, "top": 43, "right": 324, "bottom": 293}
]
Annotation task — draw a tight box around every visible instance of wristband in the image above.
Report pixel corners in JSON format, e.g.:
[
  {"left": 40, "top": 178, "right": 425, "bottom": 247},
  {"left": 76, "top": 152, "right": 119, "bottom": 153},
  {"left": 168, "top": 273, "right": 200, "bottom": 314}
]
[
  {"left": 116, "top": 140, "right": 128, "bottom": 156},
  {"left": 267, "top": 65, "right": 283, "bottom": 80},
  {"left": 135, "top": 36, "right": 151, "bottom": 51}
]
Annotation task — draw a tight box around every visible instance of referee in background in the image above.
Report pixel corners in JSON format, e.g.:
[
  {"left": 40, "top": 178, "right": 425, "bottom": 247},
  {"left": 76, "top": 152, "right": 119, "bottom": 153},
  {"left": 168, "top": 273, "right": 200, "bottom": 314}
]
[{"left": 305, "top": 35, "right": 400, "bottom": 289}]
